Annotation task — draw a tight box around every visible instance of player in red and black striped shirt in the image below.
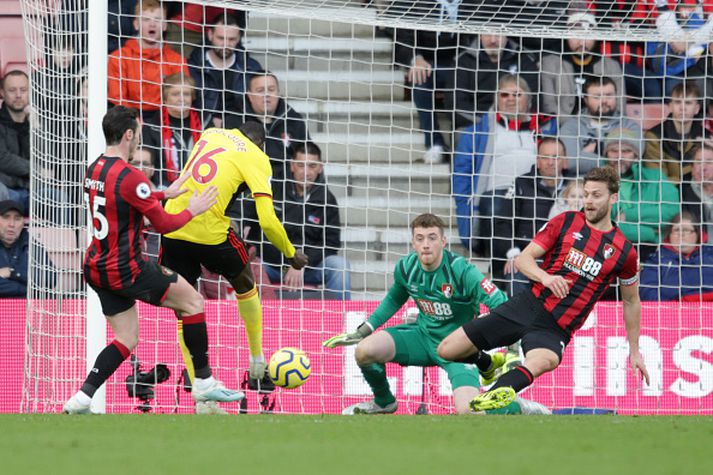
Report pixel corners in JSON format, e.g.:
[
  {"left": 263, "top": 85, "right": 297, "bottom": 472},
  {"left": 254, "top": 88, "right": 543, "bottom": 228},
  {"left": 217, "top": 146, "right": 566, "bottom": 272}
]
[
  {"left": 64, "top": 106, "right": 243, "bottom": 414},
  {"left": 438, "top": 166, "right": 650, "bottom": 412}
]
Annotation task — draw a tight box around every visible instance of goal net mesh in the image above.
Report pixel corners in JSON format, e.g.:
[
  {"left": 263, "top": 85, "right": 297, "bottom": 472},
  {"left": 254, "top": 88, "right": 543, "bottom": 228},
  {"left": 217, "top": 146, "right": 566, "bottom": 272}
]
[{"left": 18, "top": 0, "right": 713, "bottom": 414}]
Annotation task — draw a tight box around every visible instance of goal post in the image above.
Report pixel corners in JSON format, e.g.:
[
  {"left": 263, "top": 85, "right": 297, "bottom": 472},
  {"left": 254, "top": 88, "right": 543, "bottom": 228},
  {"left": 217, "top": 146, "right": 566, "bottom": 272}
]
[{"left": 18, "top": 0, "right": 713, "bottom": 415}]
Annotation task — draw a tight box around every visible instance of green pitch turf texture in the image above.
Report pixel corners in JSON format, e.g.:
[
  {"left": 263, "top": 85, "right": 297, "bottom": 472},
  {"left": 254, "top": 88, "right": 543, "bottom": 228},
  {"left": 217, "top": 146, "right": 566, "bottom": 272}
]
[{"left": 2, "top": 414, "right": 710, "bottom": 475}]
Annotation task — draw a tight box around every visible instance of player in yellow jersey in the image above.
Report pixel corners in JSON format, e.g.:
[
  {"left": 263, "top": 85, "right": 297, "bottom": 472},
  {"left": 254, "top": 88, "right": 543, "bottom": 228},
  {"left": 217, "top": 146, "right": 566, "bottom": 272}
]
[{"left": 161, "top": 122, "right": 308, "bottom": 413}]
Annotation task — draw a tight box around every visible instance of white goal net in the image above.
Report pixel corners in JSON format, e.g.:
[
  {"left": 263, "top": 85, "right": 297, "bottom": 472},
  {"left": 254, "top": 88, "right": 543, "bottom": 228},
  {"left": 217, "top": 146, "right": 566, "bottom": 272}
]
[{"left": 15, "top": 0, "right": 713, "bottom": 415}]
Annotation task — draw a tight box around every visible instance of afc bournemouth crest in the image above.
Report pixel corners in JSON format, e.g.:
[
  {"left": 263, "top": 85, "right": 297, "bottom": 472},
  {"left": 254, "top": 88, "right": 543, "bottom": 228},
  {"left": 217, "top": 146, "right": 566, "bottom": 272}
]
[
  {"left": 603, "top": 244, "right": 615, "bottom": 259},
  {"left": 441, "top": 283, "right": 453, "bottom": 299}
]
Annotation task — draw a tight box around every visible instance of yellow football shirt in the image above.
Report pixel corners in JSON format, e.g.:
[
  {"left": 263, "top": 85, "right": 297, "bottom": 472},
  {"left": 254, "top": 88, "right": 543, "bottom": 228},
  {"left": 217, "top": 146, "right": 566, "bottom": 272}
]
[{"left": 165, "top": 128, "right": 274, "bottom": 245}]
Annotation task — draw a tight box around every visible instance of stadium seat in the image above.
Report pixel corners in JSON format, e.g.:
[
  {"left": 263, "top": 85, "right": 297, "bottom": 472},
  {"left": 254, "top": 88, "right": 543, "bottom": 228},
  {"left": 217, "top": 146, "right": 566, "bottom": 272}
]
[
  {"left": 0, "top": 36, "right": 28, "bottom": 75},
  {"left": 625, "top": 103, "right": 670, "bottom": 130}
]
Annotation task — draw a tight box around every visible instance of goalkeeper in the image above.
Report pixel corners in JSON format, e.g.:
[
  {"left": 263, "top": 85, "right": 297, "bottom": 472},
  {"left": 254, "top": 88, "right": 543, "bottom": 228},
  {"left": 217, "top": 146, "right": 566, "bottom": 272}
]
[{"left": 323, "top": 213, "right": 549, "bottom": 415}]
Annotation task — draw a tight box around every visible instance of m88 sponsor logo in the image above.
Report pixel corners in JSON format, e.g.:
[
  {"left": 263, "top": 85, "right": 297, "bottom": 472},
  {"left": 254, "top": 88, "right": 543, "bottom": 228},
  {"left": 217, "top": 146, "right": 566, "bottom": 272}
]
[
  {"left": 416, "top": 299, "right": 453, "bottom": 320},
  {"left": 564, "top": 248, "right": 602, "bottom": 281}
]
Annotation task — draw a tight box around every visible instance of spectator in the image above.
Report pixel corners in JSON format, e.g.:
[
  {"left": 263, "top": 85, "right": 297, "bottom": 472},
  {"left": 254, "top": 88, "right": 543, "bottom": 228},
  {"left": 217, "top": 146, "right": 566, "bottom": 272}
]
[
  {"left": 129, "top": 147, "right": 161, "bottom": 260},
  {"left": 589, "top": 1, "right": 662, "bottom": 102},
  {"left": 680, "top": 143, "right": 713, "bottom": 243},
  {"left": 0, "top": 200, "right": 55, "bottom": 297},
  {"left": 644, "top": 81, "right": 703, "bottom": 183},
  {"left": 451, "top": 34, "right": 539, "bottom": 128},
  {"left": 245, "top": 142, "right": 351, "bottom": 300},
  {"left": 559, "top": 76, "right": 641, "bottom": 176},
  {"left": 453, "top": 74, "right": 557, "bottom": 254},
  {"left": 393, "top": 1, "right": 480, "bottom": 163},
  {"left": 603, "top": 128, "right": 680, "bottom": 259},
  {"left": 107, "top": 0, "right": 188, "bottom": 120},
  {"left": 188, "top": 12, "right": 263, "bottom": 125},
  {"left": 0, "top": 71, "right": 30, "bottom": 211},
  {"left": 649, "top": 0, "right": 713, "bottom": 96},
  {"left": 142, "top": 73, "right": 207, "bottom": 189},
  {"left": 540, "top": 12, "right": 625, "bottom": 119},
  {"left": 548, "top": 178, "right": 585, "bottom": 218},
  {"left": 640, "top": 210, "right": 713, "bottom": 301},
  {"left": 493, "top": 137, "right": 570, "bottom": 292},
  {"left": 108, "top": 0, "right": 138, "bottom": 55},
  {"left": 224, "top": 73, "right": 310, "bottom": 181},
  {"left": 166, "top": 4, "right": 245, "bottom": 58}
]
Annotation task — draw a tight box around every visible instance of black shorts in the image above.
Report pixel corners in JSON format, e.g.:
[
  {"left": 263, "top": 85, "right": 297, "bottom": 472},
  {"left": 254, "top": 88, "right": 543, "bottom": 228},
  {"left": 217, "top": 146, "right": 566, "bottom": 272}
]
[
  {"left": 462, "top": 291, "right": 571, "bottom": 361},
  {"left": 89, "top": 261, "right": 179, "bottom": 316},
  {"left": 160, "top": 229, "right": 250, "bottom": 287}
]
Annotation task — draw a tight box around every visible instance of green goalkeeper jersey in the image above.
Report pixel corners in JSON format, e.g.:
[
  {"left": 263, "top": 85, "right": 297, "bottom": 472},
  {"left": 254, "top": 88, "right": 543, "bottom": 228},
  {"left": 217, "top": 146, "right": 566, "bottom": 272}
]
[{"left": 366, "top": 250, "right": 508, "bottom": 343}]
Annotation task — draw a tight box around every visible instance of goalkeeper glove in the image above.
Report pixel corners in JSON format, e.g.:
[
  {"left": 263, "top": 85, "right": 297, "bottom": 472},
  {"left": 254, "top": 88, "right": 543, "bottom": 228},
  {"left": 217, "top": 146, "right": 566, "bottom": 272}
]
[
  {"left": 322, "top": 323, "right": 373, "bottom": 348},
  {"left": 249, "top": 354, "right": 266, "bottom": 380}
]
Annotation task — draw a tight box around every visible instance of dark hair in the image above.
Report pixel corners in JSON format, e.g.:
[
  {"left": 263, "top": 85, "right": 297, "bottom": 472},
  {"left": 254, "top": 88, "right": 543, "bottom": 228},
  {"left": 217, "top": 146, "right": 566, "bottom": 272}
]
[
  {"left": 0, "top": 70, "right": 28, "bottom": 90},
  {"left": 538, "top": 136, "right": 566, "bottom": 155},
  {"left": 411, "top": 213, "right": 446, "bottom": 235},
  {"left": 212, "top": 12, "right": 243, "bottom": 29},
  {"left": 665, "top": 210, "right": 701, "bottom": 244},
  {"left": 583, "top": 76, "right": 617, "bottom": 95},
  {"left": 671, "top": 80, "right": 701, "bottom": 100},
  {"left": 102, "top": 106, "right": 139, "bottom": 146},
  {"left": 293, "top": 142, "right": 322, "bottom": 161},
  {"left": 583, "top": 166, "right": 620, "bottom": 194},
  {"left": 689, "top": 143, "right": 713, "bottom": 161},
  {"left": 238, "top": 121, "right": 265, "bottom": 147},
  {"left": 247, "top": 72, "right": 279, "bottom": 91}
]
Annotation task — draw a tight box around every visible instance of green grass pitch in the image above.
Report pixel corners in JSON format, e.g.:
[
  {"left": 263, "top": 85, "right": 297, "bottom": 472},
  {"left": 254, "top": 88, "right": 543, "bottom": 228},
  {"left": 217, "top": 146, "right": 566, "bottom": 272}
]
[{"left": 2, "top": 414, "right": 711, "bottom": 475}]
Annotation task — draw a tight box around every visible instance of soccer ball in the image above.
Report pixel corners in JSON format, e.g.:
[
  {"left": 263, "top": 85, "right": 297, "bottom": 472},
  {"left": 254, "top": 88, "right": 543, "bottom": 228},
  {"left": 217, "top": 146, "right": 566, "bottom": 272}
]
[{"left": 268, "top": 348, "right": 311, "bottom": 389}]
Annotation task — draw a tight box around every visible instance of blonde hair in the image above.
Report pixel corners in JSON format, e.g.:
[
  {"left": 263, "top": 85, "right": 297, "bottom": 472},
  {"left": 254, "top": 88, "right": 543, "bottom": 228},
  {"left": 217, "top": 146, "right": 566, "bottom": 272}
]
[{"left": 162, "top": 73, "right": 196, "bottom": 100}]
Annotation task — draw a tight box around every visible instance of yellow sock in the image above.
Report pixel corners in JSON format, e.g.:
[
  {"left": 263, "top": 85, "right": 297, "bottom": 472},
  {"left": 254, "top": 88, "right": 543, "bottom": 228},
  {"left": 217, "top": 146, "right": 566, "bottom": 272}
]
[
  {"left": 237, "top": 285, "right": 263, "bottom": 357},
  {"left": 176, "top": 319, "right": 195, "bottom": 384}
]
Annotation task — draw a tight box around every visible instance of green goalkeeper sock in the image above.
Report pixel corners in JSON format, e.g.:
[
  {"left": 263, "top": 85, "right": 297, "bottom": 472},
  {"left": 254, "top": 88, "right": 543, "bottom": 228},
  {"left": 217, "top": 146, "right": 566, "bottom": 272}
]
[{"left": 360, "top": 363, "right": 396, "bottom": 407}]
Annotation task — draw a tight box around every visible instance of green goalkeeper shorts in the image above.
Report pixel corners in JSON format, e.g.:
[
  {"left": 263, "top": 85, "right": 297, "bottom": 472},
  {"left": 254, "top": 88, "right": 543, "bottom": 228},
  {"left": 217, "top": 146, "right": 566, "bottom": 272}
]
[{"left": 384, "top": 324, "right": 480, "bottom": 390}]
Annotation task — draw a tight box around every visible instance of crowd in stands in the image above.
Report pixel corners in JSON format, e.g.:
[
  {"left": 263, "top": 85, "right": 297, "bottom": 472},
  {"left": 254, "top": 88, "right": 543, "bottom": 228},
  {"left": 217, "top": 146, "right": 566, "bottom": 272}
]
[{"left": 4, "top": 0, "right": 713, "bottom": 302}]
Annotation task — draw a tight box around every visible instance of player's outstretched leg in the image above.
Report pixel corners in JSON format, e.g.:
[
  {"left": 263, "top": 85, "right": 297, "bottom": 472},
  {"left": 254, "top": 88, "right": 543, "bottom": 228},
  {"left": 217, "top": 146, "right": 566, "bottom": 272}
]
[
  {"left": 342, "top": 399, "right": 398, "bottom": 415},
  {"left": 64, "top": 306, "right": 138, "bottom": 414},
  {"left": 163, "top": 274, "right": 244, "bottom": 403},
  {"left": 479, "top": 351, "right": 506, "bottom": 386},
  {"left": 470, "top": 386, "right": 517, "bottom": 412},
  {"left": 343, "top": 332, "right": 398, "bottom": 415}
]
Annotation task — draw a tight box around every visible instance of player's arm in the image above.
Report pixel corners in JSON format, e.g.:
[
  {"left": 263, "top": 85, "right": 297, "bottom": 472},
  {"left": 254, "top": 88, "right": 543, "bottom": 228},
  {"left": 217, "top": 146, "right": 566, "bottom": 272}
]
[
  {"left": 121, "top": 171, "right": 217, "bottom": 234},
  {"left": 254, "top": 194, "right": 303, "bottom": 263},
  {"left": 516, "top": 241, "right": 571, "bottom": 299},
  {"left": 620, "top": 281, "right": 650, "bottom": 386},
  {"left": 462, "top": 265, "right": 507, "bottom": 310},
  {"left": 323, "top": 265, "right": 410, "bottom": 348}
]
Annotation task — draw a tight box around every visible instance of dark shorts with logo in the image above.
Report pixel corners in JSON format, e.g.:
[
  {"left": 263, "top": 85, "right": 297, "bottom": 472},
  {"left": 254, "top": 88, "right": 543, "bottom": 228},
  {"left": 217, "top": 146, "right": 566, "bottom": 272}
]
[
  {"left": 461, "top": 291, "right": 571, "bottom": 361},
  {"left": 89, "top": 261, "right": 179, "bottom": 316},
  {"left": 160, "top": 229, "right": 250, "bottom": 286}
]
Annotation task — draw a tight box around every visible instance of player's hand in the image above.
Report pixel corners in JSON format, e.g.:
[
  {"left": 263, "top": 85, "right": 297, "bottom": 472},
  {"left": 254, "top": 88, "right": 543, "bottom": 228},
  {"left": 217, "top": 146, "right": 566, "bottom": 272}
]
[
  {"left": 542, "top": 274, "right": 571, "bottom": 299},
  {"left": 0, "top": 267, "right": 12, "bottom": 279},
  {"left": 249, "top": 353, "right": 266, "bottom": 380},
  {"left": 283, "top": 267, "right": 304, "bottom": 289},
  {"left": 186, "top": 186, "right": 218, "bottom": 217},
  {"left": 407, "top": 55, "right": 432, "bottom": 86},
  {"left": 629, "top": 351, "right": 650, "bottom": 386},
  {"left": 322, "top": 323, "right": 372, "bottom": 348},
  {"left": 504, "top": 258, "right": 519, "bottom": 275},
  {"left": 163, "top": 173, "right": 191, "bottom": 199},
  {"left": 287, "top": 251, "right": 309, "bottom": 270}
]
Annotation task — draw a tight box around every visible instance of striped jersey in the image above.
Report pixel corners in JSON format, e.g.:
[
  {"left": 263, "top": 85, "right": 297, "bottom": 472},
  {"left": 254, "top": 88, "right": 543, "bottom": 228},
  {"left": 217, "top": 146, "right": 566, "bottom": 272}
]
[
  {"left": 83, "top": 155, "right": 190, "bottom": 290},
  {"left": 165, "top": 128, "right": 274, "bottom": 245},
  {"left": 366, "top": 249, "right": 508, "bottom": 342},
  {"left": 531, "top": 211, "right": 638, "bottom": 334}
]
